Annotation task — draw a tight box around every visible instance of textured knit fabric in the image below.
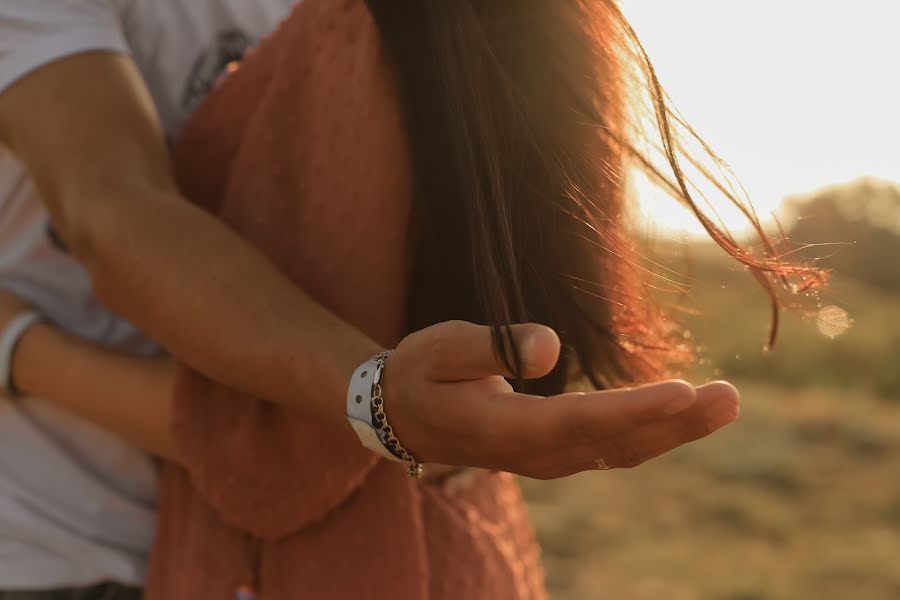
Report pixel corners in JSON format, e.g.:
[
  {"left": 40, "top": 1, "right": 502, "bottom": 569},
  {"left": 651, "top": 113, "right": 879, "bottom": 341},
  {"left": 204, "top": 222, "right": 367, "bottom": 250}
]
[{"left": 144, "top": 1, "right": 547, "bottom": 599}]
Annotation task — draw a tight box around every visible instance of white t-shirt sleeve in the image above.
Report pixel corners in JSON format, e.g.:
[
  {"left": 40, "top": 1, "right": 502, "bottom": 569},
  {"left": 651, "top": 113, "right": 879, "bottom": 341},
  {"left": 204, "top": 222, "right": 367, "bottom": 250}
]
[{"left": 0, "top": 0, "right": 129, "bottom": 94}]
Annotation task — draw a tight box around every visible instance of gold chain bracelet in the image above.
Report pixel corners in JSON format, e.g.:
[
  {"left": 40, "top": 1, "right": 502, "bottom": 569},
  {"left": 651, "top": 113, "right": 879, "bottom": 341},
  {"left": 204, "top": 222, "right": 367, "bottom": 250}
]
[{"left": 370, "top": 351, "right": 424, "bottom": 478}]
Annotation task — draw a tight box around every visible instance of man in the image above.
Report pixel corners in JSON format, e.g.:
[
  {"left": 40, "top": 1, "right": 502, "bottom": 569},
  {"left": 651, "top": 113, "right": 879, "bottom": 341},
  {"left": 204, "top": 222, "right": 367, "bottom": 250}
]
[
  {"left": 0, "top": 0, "right": 740, "bottom": 597},
  {"left": 0, "top": 1, "right": 293, "bottom": 596}
]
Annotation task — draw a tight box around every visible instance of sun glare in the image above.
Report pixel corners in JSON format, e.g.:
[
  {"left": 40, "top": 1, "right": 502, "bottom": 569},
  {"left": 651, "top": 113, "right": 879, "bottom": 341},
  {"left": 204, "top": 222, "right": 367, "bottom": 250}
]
[{"left": 622, "top": 0, "right": 900, "bottom": 237}]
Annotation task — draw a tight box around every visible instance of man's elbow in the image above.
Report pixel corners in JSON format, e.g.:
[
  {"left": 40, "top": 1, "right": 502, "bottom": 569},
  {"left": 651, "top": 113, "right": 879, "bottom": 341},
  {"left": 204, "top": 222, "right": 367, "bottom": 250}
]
[
  {"left": 51, "top": 180, "right": 173, "bottom": 284},
  {"left": 51, "top": 186, "right": 120, "bottom": 267}
]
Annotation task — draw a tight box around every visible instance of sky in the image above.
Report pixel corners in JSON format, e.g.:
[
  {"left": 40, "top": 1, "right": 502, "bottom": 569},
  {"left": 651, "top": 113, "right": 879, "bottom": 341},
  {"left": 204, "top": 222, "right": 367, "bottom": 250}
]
[{"left": 620, "top": 1, "right": 900, "bottom": 236}]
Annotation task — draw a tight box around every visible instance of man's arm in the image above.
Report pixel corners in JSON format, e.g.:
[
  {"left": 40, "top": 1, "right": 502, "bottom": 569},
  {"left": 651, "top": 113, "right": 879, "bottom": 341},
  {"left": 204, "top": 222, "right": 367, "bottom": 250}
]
[
  {"left": 0, "top": 51, "right": 740, "bottom": 480},
  {"left": 0, "top": 51, "right": 380, "bottom": 428}
]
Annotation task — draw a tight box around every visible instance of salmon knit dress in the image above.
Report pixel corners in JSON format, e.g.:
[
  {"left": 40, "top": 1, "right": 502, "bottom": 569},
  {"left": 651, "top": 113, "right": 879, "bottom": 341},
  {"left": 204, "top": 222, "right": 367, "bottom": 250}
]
[{"left": 144, "top": 1, "right": 547, "bottom": 598}]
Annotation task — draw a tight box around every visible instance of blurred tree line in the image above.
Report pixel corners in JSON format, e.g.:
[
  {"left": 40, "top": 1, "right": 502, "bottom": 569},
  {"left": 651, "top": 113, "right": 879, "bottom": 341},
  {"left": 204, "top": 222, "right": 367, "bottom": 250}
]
[
  {"left": 787, "top": 177, "right": 900, "bottom": 291},
  {"left": 681, "top": 178, "right": 900, "bottom": 401}
]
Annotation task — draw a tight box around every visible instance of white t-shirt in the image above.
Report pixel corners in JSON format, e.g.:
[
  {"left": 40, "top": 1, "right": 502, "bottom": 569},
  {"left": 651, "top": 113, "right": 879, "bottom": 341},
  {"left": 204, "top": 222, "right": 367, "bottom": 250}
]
[{"left": 0, "top": 0, "right": 295, "bottom": 589}]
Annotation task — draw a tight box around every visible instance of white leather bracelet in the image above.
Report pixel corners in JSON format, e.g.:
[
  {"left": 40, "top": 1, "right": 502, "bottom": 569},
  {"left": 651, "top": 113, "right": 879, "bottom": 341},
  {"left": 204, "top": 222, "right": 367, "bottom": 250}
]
[
  {"left": 346, "top": 352, "right": 404, "bottom": 462},
  {"left": 0, "top": 311, "right": 44, "bottom": 397}
]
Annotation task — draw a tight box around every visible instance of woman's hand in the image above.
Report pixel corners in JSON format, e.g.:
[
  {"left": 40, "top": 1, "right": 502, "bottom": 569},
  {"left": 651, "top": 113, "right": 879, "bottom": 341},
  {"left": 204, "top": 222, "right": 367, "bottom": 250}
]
[
  {"left": 0, "top": 287, "right": 178, "bottom": 457},
  {"left": 383, "top": 320, "right": 739, "bottom": 479}
]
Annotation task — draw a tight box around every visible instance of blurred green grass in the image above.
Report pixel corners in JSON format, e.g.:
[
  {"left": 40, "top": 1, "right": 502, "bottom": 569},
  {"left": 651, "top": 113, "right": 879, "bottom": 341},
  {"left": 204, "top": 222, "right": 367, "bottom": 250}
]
[
  {"left": 678, "top": 246, "right": 900, "bottom": 400},
  {"left": 521, "top": 180, "right": 900, "bottom": 599},
  {"left": 521, "top": 382, "right": 900, "bottom": 600}
]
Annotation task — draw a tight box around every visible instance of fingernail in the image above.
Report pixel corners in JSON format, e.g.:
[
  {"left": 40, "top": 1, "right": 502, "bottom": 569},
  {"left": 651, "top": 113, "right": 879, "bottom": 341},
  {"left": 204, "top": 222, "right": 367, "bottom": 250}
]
[
  {"left": 511, "top": 326, "right": 540, "bottom": 366},
  {"left": 710, "top": 399, "right": 740, "bottom": 427},
  {"left": 662, "top": 383, "right": 696, "bottom": 416},
  {"left": 520, "top": 331, "right": 538, "bottom": 358}
]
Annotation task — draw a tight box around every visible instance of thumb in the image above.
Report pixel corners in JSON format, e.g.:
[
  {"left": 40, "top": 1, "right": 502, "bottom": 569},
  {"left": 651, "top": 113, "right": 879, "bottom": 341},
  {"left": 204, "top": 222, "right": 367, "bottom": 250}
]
[{"left": 425, "top": 320, "right": 560, "bottom": 382}]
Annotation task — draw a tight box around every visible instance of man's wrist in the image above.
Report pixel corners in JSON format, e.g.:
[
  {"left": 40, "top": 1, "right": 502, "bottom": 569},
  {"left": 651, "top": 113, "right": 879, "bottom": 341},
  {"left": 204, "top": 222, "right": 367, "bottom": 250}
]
[{"left": 331, "top": 339, "right": 384, "bottom": 425}]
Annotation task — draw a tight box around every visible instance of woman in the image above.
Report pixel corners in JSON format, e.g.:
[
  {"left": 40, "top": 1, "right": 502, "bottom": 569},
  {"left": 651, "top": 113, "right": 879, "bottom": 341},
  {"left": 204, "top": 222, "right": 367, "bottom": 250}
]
[{"left": 0, "top": 0, "right": 821, "bottom": 598}]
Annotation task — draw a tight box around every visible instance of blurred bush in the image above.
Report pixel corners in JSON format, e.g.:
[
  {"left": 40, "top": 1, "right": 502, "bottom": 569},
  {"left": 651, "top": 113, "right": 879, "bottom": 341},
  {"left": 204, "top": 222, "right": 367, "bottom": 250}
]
[
  {"left": 677, "top": 178, "right": 900, "bottom": 401},
  {"left": 524, "top": 178, "right": 900, "bottom": 600},
  {"left": 788, "top": 178, "right": 900, "bottom": 292}
]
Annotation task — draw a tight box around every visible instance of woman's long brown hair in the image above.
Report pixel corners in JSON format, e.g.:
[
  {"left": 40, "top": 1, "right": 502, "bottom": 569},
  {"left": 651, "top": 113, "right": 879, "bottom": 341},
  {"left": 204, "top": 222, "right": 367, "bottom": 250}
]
[{"left": 365, "top": 0, "right": 823, "bottom": 394}]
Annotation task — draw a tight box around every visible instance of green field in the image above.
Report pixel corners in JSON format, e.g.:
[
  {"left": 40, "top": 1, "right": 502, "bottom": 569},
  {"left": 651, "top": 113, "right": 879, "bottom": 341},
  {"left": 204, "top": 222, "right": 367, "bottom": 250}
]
[
  {"left": 522, "top": 382, "right": 900, "bottom": 599},
  {"left": 521, "top": 210, "right": 900, "bottom": 600}
]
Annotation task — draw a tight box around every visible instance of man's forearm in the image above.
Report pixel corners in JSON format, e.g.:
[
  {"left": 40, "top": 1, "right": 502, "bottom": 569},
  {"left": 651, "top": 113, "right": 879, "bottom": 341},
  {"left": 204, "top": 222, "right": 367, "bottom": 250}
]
[
  {"left": 0, "top": 51, "right": 378, "bottom": 431},
  {"left": 66, "top": 184, "right": 381, "bottom": 428}
]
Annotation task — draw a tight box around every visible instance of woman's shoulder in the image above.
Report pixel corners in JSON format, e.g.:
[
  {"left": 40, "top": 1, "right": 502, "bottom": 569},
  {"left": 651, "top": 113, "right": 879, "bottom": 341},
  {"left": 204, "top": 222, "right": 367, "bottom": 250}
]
[
  {"left": 264, "top": 0, "right": 379, "bottom": 60},
  {"left": 172, "top": 0, "right": 386, "bottom": 204}
]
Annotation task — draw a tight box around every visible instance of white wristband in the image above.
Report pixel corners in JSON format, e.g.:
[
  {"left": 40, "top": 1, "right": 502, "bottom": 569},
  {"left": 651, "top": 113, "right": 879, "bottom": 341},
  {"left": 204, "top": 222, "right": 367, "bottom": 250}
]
[
  {"left": 346, "top": 353, "right": 404, "bottom": 462},
  {"left": 0, "top": 311, "right": 44, "bottom": 396}
]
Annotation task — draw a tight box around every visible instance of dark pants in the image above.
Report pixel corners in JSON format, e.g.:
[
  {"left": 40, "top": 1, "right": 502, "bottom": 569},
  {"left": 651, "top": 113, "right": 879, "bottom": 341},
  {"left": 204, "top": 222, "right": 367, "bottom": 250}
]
[{"left": 0, "top": 583, "right": 141, "bottom": 600}]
